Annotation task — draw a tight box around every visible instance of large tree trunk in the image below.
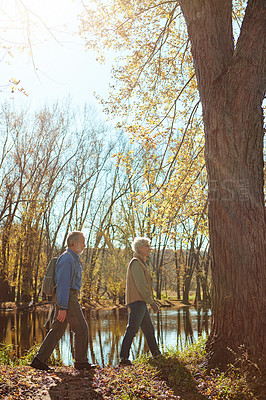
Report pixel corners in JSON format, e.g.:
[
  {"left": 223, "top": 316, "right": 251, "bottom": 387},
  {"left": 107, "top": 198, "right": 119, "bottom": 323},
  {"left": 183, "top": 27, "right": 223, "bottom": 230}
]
[{"left": 180, "top": 0, "right": 266, "bottom": 369}]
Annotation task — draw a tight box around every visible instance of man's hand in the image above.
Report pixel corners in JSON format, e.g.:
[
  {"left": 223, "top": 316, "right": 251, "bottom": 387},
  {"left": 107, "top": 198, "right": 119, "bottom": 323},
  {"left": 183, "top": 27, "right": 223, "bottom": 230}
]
[
  {"left": 151, "top": 302, "right": 159, "bottom": 314},
  {"left": 57, "top": 309, "right": 67, "bottom": 323}
]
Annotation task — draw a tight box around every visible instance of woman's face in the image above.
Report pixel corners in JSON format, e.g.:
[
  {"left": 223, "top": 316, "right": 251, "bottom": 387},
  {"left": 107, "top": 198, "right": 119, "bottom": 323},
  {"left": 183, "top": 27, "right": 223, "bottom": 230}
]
[{"left": 138, "top": 243, "right": 151, "bottom": 258}]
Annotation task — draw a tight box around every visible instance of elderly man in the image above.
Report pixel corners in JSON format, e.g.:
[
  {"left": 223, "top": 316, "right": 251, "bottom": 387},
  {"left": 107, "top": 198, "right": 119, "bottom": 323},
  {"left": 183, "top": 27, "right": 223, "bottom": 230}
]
[
  {"left": 30, "top": 231, "right": 96, "bottom": 371},
  {"left": 120, "top": 237, "right": 161, "bottom": 366}
]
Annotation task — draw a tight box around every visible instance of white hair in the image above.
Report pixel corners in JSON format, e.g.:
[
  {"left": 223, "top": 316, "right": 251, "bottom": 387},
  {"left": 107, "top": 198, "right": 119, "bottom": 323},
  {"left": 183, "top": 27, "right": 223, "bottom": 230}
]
[{"left": 131, "top": 237, "right": 151, "bottom": 252}]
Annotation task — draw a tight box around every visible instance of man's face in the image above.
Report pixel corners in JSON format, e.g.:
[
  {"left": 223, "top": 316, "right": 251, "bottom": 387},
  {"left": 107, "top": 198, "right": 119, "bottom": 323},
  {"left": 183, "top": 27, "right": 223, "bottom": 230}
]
[{"left": 73, "top": 235, "right": 86, "bottom": 255}]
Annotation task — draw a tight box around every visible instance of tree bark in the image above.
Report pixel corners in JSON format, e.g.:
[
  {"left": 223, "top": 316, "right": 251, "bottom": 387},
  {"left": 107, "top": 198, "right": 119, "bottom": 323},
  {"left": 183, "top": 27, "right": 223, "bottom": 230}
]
[{"left": 180, "top": 0, "right": 266, "bottom": 369}]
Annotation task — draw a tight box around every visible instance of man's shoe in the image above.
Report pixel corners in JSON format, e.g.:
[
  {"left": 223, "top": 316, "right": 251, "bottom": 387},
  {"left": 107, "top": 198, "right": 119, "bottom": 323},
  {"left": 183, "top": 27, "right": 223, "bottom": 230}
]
[
  {"left": 119, "top": 358, "right": 132, "bottom": 366},
  {"left": 74, "top": 362, "right": 97, "bottom": 371},
  {"left": 30, "top": 357, "right": 53, "bottom": 372}
]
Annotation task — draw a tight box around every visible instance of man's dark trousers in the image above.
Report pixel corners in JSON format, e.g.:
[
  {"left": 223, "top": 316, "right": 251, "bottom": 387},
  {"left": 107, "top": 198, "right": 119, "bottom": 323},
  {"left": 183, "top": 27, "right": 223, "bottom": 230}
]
[{"left": 36, "top": 290, "right": 89, "bottom": 364}]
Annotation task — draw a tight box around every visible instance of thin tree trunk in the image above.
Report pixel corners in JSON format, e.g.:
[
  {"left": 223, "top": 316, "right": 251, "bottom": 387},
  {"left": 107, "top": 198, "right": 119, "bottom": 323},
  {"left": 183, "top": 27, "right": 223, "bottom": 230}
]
[{"left": 174, "top": 238, "right": 181, "bottom": 300}]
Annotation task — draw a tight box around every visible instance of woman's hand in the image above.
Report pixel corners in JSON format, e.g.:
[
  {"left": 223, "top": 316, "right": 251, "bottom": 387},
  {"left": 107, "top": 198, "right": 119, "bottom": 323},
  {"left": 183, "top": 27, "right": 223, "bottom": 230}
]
[{"left": 151, "top": 302, "right": 159, "bottom": 314}]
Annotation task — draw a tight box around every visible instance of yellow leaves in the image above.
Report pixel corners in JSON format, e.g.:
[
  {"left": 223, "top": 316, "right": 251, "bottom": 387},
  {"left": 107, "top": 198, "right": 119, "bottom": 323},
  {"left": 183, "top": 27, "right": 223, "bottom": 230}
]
[
  {"left": 232, "top": 0, "right": 246, "bottom": 20},
  {"left": 95, "top": 55, "right": 106, "bottom": 64},
  {"left": 80, "top": 0, "right": 209, "bottom": 240},
  {"left": 9, "top": 78, "right": 28, "bottom": 96}
]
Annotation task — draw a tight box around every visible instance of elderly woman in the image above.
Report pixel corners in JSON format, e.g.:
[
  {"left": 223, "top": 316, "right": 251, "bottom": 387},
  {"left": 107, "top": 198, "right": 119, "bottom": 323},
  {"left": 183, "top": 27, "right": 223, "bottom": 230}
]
[{"left": 120, "top": 237, "right": 161, "bottom": 366}]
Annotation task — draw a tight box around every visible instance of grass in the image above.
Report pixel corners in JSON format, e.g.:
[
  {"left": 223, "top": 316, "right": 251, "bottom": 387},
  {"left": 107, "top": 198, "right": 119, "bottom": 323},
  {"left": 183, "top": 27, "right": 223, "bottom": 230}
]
[
  {"left": 136, "top": 338, "right": 263, "bottom": 399},
  {"left": 0, "top": 342, "right": 63, "bottom": 367}
]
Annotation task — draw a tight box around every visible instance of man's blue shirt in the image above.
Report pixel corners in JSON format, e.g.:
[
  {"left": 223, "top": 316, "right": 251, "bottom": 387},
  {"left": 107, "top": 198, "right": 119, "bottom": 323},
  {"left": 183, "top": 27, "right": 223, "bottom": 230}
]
[{"left": 54, "top": 248, "right": 82, "bottom": 309}]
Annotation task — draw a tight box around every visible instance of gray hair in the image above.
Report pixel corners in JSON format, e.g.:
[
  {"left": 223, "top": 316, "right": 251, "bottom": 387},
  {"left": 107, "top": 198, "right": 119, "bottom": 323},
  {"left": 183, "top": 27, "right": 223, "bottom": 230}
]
[
  {"left": 131, "top": 237, "right": 151, "bottom": 252},
  {"left": 67, "top": 231, "right": 84, "bottom": 247}
]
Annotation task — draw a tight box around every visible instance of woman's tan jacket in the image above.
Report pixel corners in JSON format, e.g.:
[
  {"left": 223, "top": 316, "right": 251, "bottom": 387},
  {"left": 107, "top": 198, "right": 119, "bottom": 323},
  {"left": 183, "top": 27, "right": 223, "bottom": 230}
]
[{"left": 125, "top": 251, "right": 154, "bottom": 305}]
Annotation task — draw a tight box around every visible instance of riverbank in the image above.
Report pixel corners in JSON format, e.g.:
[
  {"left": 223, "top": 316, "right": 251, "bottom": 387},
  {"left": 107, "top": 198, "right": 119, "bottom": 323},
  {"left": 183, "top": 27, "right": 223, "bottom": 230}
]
[
  {"left": 0, "top": 298, "right": 194, "bottom": 312},
  {"left": 0, "top": 339, "right": 264, "bottom": 400}
]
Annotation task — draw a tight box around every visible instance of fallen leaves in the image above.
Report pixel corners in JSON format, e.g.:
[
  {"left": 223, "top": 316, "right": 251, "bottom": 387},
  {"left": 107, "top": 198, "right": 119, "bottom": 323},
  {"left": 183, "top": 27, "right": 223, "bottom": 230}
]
[{"left": 0, "top": 363, "right": 185, "bottom": 400}]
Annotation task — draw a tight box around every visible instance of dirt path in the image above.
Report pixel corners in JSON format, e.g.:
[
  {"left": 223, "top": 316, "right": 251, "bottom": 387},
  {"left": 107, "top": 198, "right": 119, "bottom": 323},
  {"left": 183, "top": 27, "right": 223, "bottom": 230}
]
[{"left": 0, "top": 364, "right": 204, "bottom": 400}]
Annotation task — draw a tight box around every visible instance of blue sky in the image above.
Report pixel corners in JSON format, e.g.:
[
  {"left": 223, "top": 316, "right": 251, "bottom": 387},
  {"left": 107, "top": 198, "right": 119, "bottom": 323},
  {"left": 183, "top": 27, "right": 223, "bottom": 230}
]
[{"left": 0, "top": 0, "right": 113, "bottom": 112}]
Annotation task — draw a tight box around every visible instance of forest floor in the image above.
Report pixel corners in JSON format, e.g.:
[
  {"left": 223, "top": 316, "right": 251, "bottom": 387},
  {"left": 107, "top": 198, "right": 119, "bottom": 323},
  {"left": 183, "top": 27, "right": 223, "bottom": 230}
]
[
  {"left": 1, "top": 351, "right": 265, "bottom": 400},
  {"left": 0, "top": 362, "right": 205, "bottom": 400}
]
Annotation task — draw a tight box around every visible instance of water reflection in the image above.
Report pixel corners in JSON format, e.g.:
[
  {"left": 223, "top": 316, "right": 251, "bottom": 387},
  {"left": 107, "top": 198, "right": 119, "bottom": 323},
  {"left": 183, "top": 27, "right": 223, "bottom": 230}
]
[{"left": 0, "top": 306, "right": 211, "bottom": 366}]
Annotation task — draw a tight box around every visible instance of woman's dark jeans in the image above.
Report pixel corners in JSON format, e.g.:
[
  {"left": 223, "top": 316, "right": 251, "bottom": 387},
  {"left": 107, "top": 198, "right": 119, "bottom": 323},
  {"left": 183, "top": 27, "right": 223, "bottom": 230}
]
[{"left": 120, "top": 301, "right": 160, "bottom": 359}]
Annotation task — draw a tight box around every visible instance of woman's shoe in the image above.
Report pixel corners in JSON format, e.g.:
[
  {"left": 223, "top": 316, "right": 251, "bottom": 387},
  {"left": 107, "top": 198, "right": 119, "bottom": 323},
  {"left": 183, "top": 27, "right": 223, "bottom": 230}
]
[
  {"left": 119, "top": 358, "right": 132, "bottom": 366},
  {"left": 74, "top": 362, "right": 97, "bottom": 370}
]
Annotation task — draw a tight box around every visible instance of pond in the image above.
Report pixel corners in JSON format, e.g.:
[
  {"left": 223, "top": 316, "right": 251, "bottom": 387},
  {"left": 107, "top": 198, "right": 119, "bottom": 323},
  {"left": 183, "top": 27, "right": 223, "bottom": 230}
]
[{"left": 0, "top": 305, "right": 211, "bottom": 367}]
